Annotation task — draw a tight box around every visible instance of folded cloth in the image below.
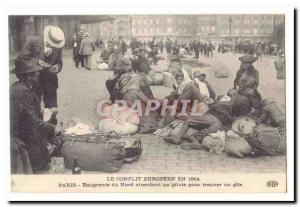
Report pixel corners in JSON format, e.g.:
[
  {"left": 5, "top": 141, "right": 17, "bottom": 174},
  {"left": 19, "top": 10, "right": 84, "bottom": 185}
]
[{"left": 65, "top": 123, "right": 93, "bottom": 135}]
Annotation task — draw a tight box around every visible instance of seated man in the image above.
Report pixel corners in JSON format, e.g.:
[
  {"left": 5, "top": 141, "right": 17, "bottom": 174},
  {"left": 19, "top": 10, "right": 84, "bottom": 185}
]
[
  {"left": 10, "top": 56, "right": 61, "bottom": 174},
  {"left": 114, "top": 68, "right": 153, "bottom": 108},
  {"left": 193, "top": 72, "right": 216, "bottom": 104},
  {"left": 131, "top": 48, "right": 151, "bottom": 74},
  {"left": 105, "top": 57, "right": 133, "bottom": 102}
]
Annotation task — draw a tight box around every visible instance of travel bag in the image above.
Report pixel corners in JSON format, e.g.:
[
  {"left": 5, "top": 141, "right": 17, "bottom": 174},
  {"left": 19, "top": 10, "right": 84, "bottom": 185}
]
[{"left": 61, "top": 134, "right": 125, "bottom": 172}]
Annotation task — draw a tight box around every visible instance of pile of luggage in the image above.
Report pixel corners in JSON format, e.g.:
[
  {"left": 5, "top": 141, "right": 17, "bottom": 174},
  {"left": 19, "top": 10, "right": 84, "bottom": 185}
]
[{"left": 52, "top": 117, "right": 143, "bottom": 173}]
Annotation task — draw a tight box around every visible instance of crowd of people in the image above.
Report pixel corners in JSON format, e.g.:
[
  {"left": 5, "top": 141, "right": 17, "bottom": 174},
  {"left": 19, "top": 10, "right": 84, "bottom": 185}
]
[
  {"left": 218, "top": 39, "right": 283, "bottom": 59},
  {"left": 10, "top": 25, "right": 286, "bottom": 174}
]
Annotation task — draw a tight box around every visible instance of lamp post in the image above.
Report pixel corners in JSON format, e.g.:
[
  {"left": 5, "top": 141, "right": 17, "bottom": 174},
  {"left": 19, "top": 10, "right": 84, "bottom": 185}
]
[
  {"left": 229, "top": 16, "right": 232, "bottom": 41},
  {"left": 129, "top": 16, "right": 132, "bottom": 39}
]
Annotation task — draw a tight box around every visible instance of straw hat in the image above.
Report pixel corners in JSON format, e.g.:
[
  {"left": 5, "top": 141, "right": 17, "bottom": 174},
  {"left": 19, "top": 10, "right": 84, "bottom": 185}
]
[
  {"left": 231, "top": 116, "right": 256, "bottom": 135},
  {"left": 44, "top": 25, "right": 65, "bottom": 48}
]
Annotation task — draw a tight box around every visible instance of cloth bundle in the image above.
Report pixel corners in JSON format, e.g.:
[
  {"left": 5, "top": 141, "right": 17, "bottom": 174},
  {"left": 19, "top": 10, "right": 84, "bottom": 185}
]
[{"left": 98, "top": 104, "right": 139, "bottom": 136}]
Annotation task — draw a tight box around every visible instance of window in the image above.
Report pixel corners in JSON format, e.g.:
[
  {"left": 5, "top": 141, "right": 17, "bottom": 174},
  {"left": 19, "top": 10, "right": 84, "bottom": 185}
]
[
  {"left": 156, "top": 18, "right": 159, "bottom": 25},
  {"left": 235, "top": 28, "right": 239, "bottom": 35},
  {"left": 167, "top": 18, "right": 173, "bottom": 24},
  {"left": 167, "top": 27, "right": 172, "bottom": 33},
  {"left": 201, "top": 26, "right": 205, "bottom": 32},
  {"left": 244, "top": 18, "right": 250, "bottom": 24},
  {"left": 206, "top": 26, "right": 209, "bottom": 32},
  {"left": 150, "top": 19, "right": 153, "bottom": 25},
  {"left": 211, "top": 25, "right": 216, "bottom": 33},
  {"left": 244, "top": 29, "right": 250, "bottom": 34},
  {"left": 144, "top": 19, "right": 147, "bottom": 25},
  {"left": 253, "top": 28, "right": 258, "bottom": 35},
  {"left": 150, "top": 27, "right": 153, "bottom": 33}
]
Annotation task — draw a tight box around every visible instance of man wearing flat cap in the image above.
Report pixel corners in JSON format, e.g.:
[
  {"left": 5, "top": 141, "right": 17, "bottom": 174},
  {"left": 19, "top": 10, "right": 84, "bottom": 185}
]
[{"left": 10, "top": 56, "right": 61, "bottom": 174}]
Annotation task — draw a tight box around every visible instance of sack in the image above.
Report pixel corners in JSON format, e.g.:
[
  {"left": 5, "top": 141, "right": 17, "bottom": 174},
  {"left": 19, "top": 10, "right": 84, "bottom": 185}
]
[
  {"left": 214, "top": 70, "right": 228, "bottom": 78},
  {"left": 97, "top": 62, "right": 109, "bottom": 70},
  {"left": 263, "top": 101, "right": 285, "bottom": 127},
  {"left": 61, "top": 134, "right": 125, "bottom": 172},
  {"left": 152, "top": 72, "right": 164, "bottom": 85},
  {"left": 202, "top": 131, "right": 225, "bottom": 155},
  {"left": 99, "top": 118, "right": 139, "bottom": 135},
  {"left": 224, "top": 130, "right": 252, "bottom": 158},
  {"left": 245, "top": 125, "right": 286, "bottom": 156},
  {"left": 139, "top": 115, "right": 160, "bottom": 134}
]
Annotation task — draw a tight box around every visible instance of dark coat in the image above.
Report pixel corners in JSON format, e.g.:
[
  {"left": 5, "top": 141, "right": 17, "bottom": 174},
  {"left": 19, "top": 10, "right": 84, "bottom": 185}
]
[
  {"left": 40, "top": 47, "right": 63, "bottom": 90},
  {"left": 10, "top": 81, "right": 55, "bottom": 173},
  {"left": 165, "top": 40, "right": 172, "bottom": 53},
  {"left": 72, "top": 34, "right": 82, "bottom": 57},
  {"left": 130, "top": 40, "right": 140, "bottom": 50}
]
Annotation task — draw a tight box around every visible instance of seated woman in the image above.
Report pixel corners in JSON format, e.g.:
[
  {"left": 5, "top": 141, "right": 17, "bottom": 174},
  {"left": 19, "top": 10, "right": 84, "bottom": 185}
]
[{"left": 162, "top": 68, "right": 208, "bottom": 144}]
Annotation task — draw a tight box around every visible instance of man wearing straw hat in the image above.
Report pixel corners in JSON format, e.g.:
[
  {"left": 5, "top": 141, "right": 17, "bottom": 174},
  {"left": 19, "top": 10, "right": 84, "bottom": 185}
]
[{"left": 38, "top": 25, "right": 65, "bottom": 115}]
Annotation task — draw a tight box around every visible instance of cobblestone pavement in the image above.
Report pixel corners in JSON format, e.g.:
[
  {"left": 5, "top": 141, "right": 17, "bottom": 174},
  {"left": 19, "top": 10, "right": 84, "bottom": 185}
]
[{"left": 9, "top": 48, "right": 287, "bottom": 174}]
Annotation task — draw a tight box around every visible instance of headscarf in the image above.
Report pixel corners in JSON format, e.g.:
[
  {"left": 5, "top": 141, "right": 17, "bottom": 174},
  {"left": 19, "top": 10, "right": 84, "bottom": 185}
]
[{"left": 174, "top": 68, "right": 193, "bottom": 94}]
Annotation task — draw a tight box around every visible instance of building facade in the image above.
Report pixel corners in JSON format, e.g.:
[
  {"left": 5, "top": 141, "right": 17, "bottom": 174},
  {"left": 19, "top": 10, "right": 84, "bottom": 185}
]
[
  {"left": 216, "top": 14, "right": 276, "bottom": 41},
  {"left": 131, "top": 15, "right": 196, "bottom": 41},
  {"left": 130, "top": 14, "right": 284, "bottom": 42}
]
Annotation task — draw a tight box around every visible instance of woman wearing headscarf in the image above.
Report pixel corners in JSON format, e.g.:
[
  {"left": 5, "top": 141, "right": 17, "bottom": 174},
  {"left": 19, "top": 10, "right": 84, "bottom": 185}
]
[{"left": 162, "top": 68, "right": 208, "bottom": 144}]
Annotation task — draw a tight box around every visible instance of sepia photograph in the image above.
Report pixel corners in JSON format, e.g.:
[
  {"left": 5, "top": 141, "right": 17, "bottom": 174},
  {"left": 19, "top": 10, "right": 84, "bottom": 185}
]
[{"left": 5, "top": 1, "right": 295, "bottom": 201}]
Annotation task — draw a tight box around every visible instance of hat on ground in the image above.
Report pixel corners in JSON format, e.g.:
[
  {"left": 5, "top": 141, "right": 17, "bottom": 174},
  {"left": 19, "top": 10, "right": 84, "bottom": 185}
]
[
  {"left": 239, "top": 54, "right": 257, "bottom": 64},
  {"left": 232, "top": 116, "right": 256, "bottom": 135},
  {"left": 193, "top": 71, "right": 206, "bottom": 78},
  {"left": 10, "top": 56, "right": 43, "bottom": 75},
  {"left": 44, "top": 25, "right": 65, "bottom": 48}
]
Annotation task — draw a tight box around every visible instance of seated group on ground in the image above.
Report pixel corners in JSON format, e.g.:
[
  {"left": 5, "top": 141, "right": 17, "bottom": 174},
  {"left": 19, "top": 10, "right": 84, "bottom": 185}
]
[{"left": 10, "top": 30, "right": 286, "bottom": 174}]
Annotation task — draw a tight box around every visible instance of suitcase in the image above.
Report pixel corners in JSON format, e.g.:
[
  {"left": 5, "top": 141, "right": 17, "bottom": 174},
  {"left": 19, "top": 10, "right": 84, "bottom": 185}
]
[{"left": 61, "top": 134, "right": 125, "bottom": 172}]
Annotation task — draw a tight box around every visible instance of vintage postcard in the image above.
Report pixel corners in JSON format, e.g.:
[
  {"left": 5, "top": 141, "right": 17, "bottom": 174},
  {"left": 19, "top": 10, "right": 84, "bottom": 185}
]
[{"left": 5, "top": 1, "right": 295, "bottom": 202}]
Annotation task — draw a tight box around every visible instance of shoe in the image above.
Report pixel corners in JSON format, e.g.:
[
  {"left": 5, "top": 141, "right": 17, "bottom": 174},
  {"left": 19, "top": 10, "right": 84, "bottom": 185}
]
[{"left": 163, "top": 137, "right": 181, "bottom": 145}]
